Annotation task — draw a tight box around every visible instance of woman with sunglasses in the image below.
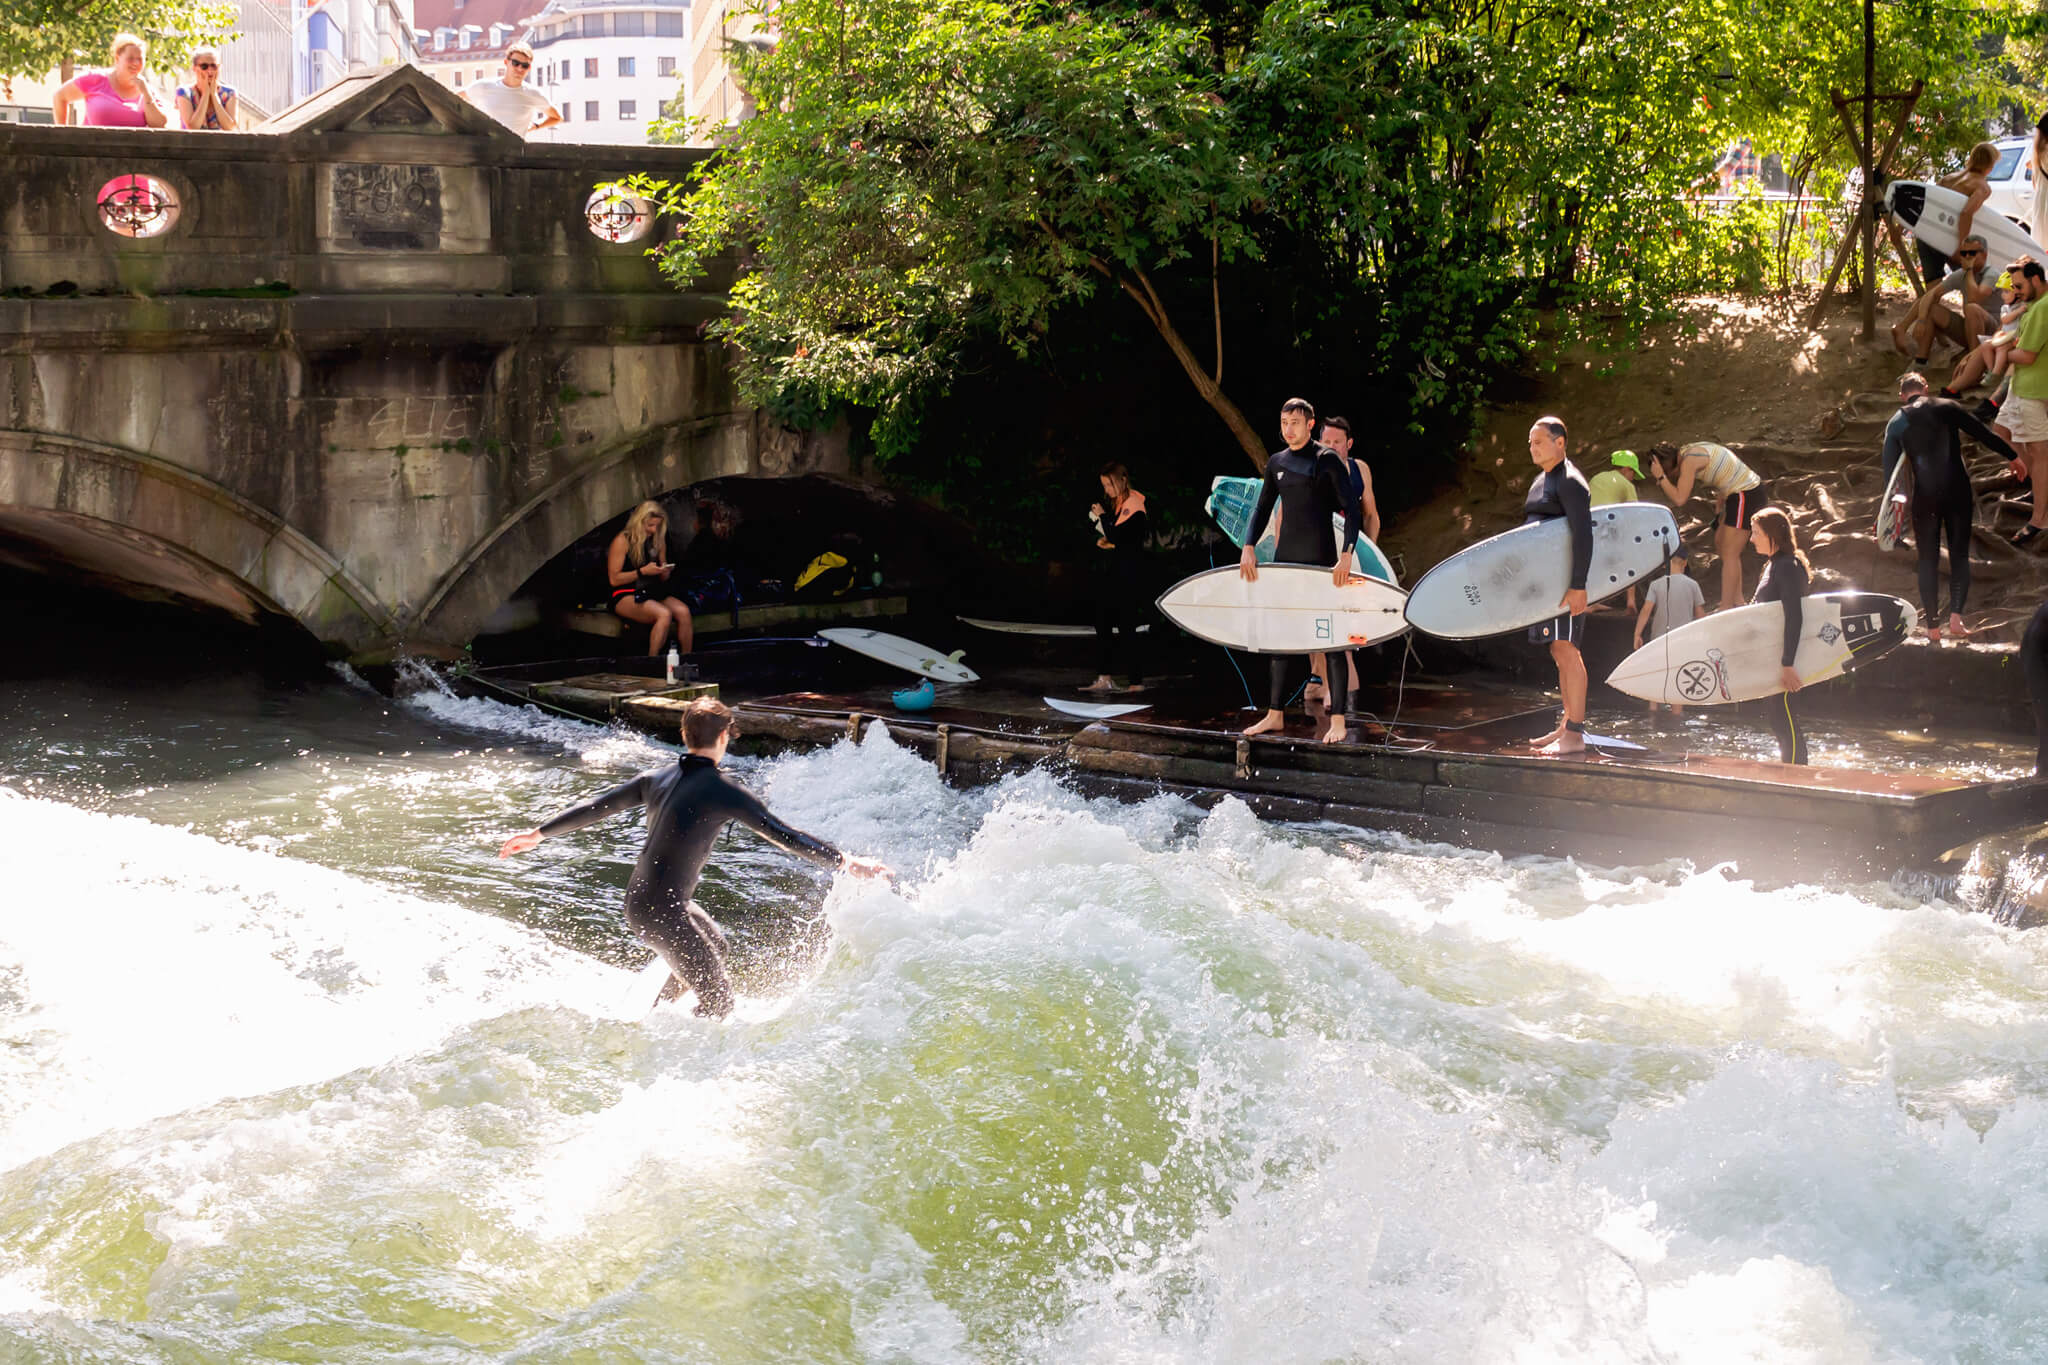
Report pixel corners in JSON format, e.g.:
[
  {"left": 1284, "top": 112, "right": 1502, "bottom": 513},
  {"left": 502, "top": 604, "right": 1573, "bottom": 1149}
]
[
  {"left": 175, "top": 49, "right": 237, "bottom": 131},
  {"left": 459, "top": 42, "right": 562, "bottom": 137}
]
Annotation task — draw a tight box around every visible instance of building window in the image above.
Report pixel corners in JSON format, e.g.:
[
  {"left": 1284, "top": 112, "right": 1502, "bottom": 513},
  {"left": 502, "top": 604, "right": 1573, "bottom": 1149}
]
[
  {"left": 617, "top": 56, "right": 635, "bottom": 77},
  {"left": 658, "top": 56, "right": 676, "bottom": 77},
  {"left": 585, "top": 100, "right": 599, "bottom": 121},
  {"left": 619, "top": 100, "right": 637, "bottom": 119},
  {"left": 473, "top": 69, "right": 483, "bottom": 81},
  {"left": 453, "top": 70, "right": 463, "bottom": 86},
  {"left": 614, "top": 12, "right": 644, "bottom": 36},
  {"left": 583, "top": 57, "right": 598, "bottom": 77},
  {"left": 581, "top": 14, "right": 606, "bottom": 36},
  {"left": 656, "top": 12, "right": 682, "bottom": 36},
  {"left": 560, "top": 103, "right": 571, "bottom": 122},
  {"left": 560, "top": 59, "right": 570, "bottom": 79}
]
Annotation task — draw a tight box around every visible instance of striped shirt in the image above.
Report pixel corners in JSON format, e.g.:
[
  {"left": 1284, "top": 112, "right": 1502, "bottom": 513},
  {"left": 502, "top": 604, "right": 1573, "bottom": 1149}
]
[{"left": 1679, "top": 441, "right": 1761, "bottom": 497}]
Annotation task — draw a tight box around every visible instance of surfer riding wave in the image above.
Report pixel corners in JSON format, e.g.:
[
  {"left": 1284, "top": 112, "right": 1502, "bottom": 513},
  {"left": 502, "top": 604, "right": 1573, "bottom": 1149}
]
[{"left": 499, "top": 697, "right": 892, "bottom": 1017}]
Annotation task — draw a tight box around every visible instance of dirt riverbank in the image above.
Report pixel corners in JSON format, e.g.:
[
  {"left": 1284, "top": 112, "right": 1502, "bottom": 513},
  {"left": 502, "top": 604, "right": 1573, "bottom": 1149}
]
[{"left": 1392, "top": 291, "right": 2048, "bottom": 642}]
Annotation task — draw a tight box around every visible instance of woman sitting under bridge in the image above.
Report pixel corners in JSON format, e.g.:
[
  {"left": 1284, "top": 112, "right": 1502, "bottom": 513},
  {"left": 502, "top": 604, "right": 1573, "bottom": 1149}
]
[{"left": 608, "top": 501, "right": 693, "bottom": 658}]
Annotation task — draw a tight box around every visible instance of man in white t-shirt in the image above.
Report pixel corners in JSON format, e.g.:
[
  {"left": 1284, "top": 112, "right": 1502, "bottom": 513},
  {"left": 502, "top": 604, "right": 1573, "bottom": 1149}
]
[
  {"left": 460, "top": 42, "right": 561, "bottom": 136},
  {"left": 1634, "top": 547, "right": 1706, "bottom": 714}
]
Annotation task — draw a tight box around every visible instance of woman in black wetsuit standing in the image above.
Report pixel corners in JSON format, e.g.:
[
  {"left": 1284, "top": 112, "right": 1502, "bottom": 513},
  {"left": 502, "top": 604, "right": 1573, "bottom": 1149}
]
[
  {"left": 1239, "top": 397, "right": 1360, "bottom": 742},
  {"left": 1881, "top": 370, "right": 2020, "bottom": 640},
  {"left": 1085, "top": 462, "right": 1150, "bottom": 694},
  {"left": 1748, "top": 507, "right": 1811, "bottom": 765}
]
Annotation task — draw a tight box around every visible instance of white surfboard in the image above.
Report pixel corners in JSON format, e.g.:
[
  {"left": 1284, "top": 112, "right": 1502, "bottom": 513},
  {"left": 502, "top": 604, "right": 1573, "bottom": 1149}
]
[
  {"left": 1206, "top": 476, "right": 1402, "bottom": 584},
  {"left": 957, "top": 616, "right": 1148, "bottom": 637},
  {"left": 617, "top": 955, "right": 676, "bottom": 1020},
  {"left": 1885, "top": 179, "right": 2048, "bottom": 270},
  {"left": 1044, "top": 697, "right": 1152, "bottom": 719},
  {"left": 1875, "top": 454, "right": 1914, "bottom": 553},
  {"left": 1402, "top": 503, "right": 1679, "bottom": 640},
  {"left": 1156, "top": 564, "right": 1409, "bottom": 654},
  {"left": 1605, "top": 591, "right": 1916, "bottom": 705},
  {"left": 818, "top": 628, "right": 979, "bottom": 683}
]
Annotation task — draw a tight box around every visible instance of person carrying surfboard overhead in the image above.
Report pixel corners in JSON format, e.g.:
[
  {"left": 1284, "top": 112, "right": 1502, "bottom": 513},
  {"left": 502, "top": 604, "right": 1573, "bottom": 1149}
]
[
  {"left": 1240, "top": 397, "right": 1360, "bottom": 743},
  {"left": 498, "top": 698, "right": 894, "bottom": 1019},
  {"left": 1883, "top": 371, "right": 2021, "bottom": 640},
  {"left": 1523, "top": 417, "right": 1594, "bottom": 755},
  {"left": 1647, "top": 439, "right": 1769, "bottom": 610},
  {"left": 1916, "top": 143, "right": 2001, "bottom": 285},
  {"left": 1747, "top": 508, "right": 1811, "bottom": 765}
]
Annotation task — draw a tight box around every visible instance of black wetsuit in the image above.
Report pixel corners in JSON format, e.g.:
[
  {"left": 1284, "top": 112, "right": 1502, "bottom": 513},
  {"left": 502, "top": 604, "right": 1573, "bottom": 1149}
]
[
  {"left": 1880, "top": 396, "right": 2017, "bottom": 619},
  {"left": 1752, "top": 548, "right": 1811, "bottom": 765},
  {"left": 537, "top": 753, "right": 843, "bottom": 1017},
  {"left": 1246, "top": 442, "right": 1361, "bottom": 711},
  {"left": 1523, "top": 459, "right": 1594, "bottom": 645},
  {"left": 1094, "top": 497, "right": 1150, "bottom": 686},
  {"left": 2025, "top": 602, "right": 2048, "bottom": 776}
]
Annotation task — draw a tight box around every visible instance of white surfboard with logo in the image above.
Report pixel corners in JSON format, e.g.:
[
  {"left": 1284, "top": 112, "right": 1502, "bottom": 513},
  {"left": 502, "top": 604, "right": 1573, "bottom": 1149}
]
[
  {"left": 1605, "top": 591, "right": 1916, "bottom": 704},
  {"left": 1156, "top": 564, "right": 1408, "bottom": 653}
]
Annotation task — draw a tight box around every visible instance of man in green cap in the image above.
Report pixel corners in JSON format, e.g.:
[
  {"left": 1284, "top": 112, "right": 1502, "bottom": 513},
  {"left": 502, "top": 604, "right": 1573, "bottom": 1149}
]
[{"left": 1588, "top": 450, "right": 1642, "bottom": 507}]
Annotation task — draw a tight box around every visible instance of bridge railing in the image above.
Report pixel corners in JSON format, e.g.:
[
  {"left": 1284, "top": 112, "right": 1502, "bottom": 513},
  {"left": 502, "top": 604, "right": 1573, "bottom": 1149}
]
[{"left": 0, "top": 64, "right": 720, "bottom": 300}]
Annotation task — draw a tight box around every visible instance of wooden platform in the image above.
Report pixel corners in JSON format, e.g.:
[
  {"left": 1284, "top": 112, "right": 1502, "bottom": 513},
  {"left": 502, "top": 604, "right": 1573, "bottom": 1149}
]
[
  {"left": 546, "top": 594, "right": 909, "bottom": 639},
  {"left": 727, "top": 684, "right": 2048, "bottom": 877},
  {"left": 445, "top": 656, "right": 2048, "bottom": 878}
]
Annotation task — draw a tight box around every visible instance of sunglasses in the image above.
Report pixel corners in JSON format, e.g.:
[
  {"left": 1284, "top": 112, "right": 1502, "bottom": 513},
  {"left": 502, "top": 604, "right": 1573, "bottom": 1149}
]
[
  {"left": 1958, "top": 249, "right": 1985, "bottom": 259},
  {"left": 194, "top": 61, "right": 217, "bottom": 70},
  {"left": 508, "top": 57, "right": 531, "bottom": 68}
]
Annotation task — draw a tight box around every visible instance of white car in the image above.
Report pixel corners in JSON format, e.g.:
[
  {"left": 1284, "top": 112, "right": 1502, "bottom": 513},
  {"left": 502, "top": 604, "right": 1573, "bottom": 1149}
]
[{"left": 1983, "top": 135, "right": 2036, "bottom": 233}]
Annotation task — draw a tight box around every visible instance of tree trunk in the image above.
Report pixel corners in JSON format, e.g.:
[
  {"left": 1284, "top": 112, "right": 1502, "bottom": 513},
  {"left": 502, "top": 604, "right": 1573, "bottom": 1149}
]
[{"left": 1112, "top": 271, "right": 1268, "bottom": 472}]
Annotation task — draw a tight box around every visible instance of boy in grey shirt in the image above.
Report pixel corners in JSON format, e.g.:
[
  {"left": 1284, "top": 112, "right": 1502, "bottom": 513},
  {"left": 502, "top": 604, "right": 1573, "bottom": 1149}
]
[{"left": 1634, "top": 547, "right": 1706, "bottom": 713}]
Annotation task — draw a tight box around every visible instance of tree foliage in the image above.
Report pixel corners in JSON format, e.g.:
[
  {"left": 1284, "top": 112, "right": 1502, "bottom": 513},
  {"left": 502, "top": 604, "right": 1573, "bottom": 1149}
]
[
  {"left": 0, "top": 0, "right": 237, "bottom": 83},
  {"left": 636, "top": 0, "right": 2036, "bottom": 479}
]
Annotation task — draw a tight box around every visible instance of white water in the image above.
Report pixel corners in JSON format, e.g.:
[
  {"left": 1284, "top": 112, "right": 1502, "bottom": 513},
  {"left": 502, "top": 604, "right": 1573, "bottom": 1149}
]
[{"left": 3, "top": 687, "right": 2047, "bottom": 1361}]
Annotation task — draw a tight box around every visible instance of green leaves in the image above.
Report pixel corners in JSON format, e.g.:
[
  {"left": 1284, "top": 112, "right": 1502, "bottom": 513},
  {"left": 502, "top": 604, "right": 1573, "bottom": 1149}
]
[{"left": 0, "top": 0, "right": 237, "bottom": 81}]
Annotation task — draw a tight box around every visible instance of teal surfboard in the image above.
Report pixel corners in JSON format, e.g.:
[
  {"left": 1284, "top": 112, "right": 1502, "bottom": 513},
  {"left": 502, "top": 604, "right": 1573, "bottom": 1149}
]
[{"left": 1207, "top": 476, "right": 1399, "bottom": 584}]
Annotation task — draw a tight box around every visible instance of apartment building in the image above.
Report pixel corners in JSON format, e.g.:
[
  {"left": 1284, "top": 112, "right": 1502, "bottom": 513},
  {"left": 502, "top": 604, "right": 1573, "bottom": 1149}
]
[
  {"left": 682, "top": 0, "right": 768, "bottom": 138},
  {"left": 519, "top": 0, "right": 688, "bottom": 145}
]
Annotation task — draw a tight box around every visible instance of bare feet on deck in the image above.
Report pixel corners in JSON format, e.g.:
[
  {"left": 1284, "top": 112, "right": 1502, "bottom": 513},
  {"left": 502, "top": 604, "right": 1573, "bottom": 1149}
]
[
  {"left": 1948, "top": 613, "right": 1971, "bottom": 640},
  {"left": 1083, "top": 675, "right": 1117, "bottom": 693},
  {"left": 1242, "top": 709, "right": 1286, "bottom": 737},
  {"left": 1528, "top": 724, "right": 1564, "bottom": 750},
  {"left": 1322, "top": 715, "right": 1349, "bottom": 744},
  {"left": 1539, "top": 732, "right": 1586, "bottom": 755}
]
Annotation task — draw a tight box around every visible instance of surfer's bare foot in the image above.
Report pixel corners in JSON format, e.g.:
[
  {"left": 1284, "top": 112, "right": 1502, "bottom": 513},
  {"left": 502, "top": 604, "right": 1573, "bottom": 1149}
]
[
  {"left": 1540, "top": 733, "right": 1586, "bottom": 755},
  {"left": 1322, "top": 715, "right": 1347, "bottom": 744},
  {"left": 1083, "top": 675, "right": 1117, "bottom": 692},
  {"left": 1926, "top": 624, "right": 1943, "bottom": 643},
  {"left": 1528, "top": 725, "right": 1564, "bottom": 750},
  {"left": 1243, "top": 710, "right": 1286, "bottom": 737},
  {"left": 1948, "top": 613, "right": 1971, "bottom": 639},
  {"left": 1123, "top": 683, "right": 1147, "bottom": 693}
]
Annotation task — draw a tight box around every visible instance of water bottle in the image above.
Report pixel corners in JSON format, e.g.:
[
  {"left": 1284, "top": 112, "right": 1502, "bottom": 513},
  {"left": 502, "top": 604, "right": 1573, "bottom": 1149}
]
[{"left": 665, "top": 642, "right": 679, "bottom": 684}]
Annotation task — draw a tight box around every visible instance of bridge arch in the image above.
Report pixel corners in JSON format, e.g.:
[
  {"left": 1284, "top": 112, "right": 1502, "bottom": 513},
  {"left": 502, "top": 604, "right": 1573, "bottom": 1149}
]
[
  {"left": 0, "top": 431, "right": 397, "bottom": 652},
  {"left": 408, "top": 413, "right": 782, "bottom": 648}
]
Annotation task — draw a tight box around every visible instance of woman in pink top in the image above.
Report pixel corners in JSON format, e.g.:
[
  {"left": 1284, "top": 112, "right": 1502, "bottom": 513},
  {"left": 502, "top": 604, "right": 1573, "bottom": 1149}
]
[{"left": 53, "top": 33, "right": 168, "bottom": 129}]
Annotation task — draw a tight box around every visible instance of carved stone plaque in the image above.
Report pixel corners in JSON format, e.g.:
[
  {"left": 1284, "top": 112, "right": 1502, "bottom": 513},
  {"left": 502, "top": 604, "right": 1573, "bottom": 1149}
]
[{"left": 331, "top": 163, "right": 442, "bottom": 250}]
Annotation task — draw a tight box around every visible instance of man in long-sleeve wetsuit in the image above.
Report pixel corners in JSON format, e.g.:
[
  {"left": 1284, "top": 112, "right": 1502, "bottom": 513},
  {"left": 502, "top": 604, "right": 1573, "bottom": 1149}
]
[
  {"left": 1881, "top": 370, "right": 2019, "bottom": 640},
  {"left": 499, "top": 697, "right": 891, "bottom": 1018},
  {"left": 1240, "top": 396, "right": 1360, "bottom": 742},
  {"left": 1524, "top": 416, "right": 1594, "bottom": 754}
]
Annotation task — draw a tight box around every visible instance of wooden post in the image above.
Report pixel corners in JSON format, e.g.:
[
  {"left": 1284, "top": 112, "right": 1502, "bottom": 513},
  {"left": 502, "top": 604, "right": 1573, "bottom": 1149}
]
[
  {"left": 1860, "top": 0, "right": 1877, "bottom": 339},
  {"left": 1804, "top": 81, "right": 1923, "bottom": 331}
]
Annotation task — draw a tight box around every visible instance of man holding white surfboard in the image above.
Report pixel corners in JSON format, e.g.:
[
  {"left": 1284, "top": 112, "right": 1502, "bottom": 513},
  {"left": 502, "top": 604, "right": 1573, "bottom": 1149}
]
[
  {"left": 1239, "top": 398, "right": 1360, "bottom": 742},
  {"left": 1523, "top": 416, "right": 1594, "bottom": 755}
]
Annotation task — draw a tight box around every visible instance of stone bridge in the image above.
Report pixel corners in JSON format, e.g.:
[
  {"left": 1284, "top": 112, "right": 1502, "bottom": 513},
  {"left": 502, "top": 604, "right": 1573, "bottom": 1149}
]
[{"left": 0, "top": 66, "right": 845, "bottom": 661}]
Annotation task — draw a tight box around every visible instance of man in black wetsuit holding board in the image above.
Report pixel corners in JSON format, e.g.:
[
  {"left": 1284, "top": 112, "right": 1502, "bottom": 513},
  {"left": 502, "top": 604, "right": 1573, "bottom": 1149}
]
[
  {"left": 1881, "top": 370, "right": 2021, "bottom": 641},
  {"left": 1239, "top": 397, "right": 1361, "bottom": 743},
  {"left": 1525, "top": 416, "right": 1594, "bottom": 755},
  {"left": 498, "top": 697, "right": 892, "bottom": 1018}
]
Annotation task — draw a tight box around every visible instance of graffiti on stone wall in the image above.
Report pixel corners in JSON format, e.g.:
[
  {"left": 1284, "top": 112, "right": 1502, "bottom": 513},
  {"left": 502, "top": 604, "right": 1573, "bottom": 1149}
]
[
  {"left": 364, "top": 397, "right": 477, "bottom": 447},
  {"left": 331, "top": 164, "right": 442, "bottom": 250}
]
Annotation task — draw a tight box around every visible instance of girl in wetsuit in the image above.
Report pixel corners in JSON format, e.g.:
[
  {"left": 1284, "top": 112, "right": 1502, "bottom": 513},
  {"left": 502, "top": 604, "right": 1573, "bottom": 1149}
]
[
  {"left": 1649, "top": 440, "right": 1769, "bottom": 612},
  {"left": 607, "top": 500, "right": 694, "bottom": 657},
  {"left": 1085, "top": 462, "right": 1150, "bottom": 693},
  {"left": 1748, "top": 507, "right": 1810, "bottom": 765}
]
